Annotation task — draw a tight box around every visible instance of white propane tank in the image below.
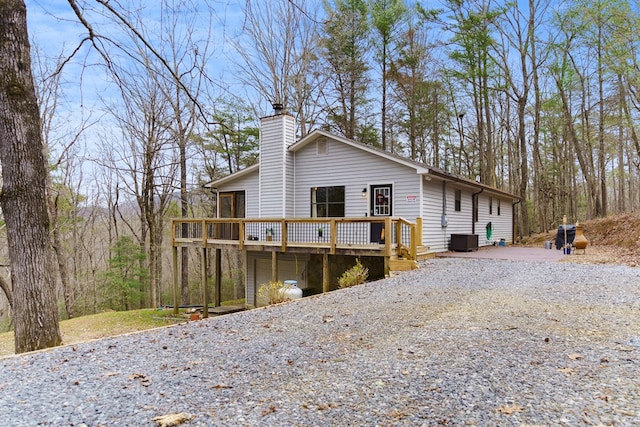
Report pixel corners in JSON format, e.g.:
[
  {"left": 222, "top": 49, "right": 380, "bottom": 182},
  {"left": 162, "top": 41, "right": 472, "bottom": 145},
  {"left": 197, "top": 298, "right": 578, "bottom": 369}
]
[{"left": 283, "top": 280, "right": 303, "bottom": 300}]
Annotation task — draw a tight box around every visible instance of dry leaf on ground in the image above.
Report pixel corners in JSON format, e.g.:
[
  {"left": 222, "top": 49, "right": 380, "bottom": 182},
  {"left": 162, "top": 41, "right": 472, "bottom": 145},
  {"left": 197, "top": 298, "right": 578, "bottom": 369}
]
[
  {"left": 129, "top": 372, "right": 152, "bottom": 386},
  {"left": 497, "top": 404, "right": 524, "bottom": 414},
  {"left": 151, "top": 412, "right": 194, "bottom": 427}
]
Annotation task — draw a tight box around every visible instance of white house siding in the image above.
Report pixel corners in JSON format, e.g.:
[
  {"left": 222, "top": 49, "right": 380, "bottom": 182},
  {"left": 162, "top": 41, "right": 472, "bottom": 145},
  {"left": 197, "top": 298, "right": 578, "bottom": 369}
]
[
  {"left": 214, "top": 169, "right": 260, "bottom": 218},
  {"left": 291, "top": 138, "right": 422, "bottom": 220},
  {"left": 422, "top": 179, "right": 448, "bottom": 253},
  {"left": 245, "top": 252, "right": 309, "bottom": 307},
  {"left": 475, "top": 194, "right": 513, "bottom": 246},
  {"left": 259, "top": 114, "right": 296, "bottom": 218},
  {"left": 422, "top": 181, "right": 476, "bottom": 252}
]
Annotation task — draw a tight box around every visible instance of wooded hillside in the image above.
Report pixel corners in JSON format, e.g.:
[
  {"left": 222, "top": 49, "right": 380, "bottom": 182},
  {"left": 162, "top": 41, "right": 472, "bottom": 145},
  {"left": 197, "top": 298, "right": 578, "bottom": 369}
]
[{"left": 2, "top": 0, "right": 640, "bottom": 346}]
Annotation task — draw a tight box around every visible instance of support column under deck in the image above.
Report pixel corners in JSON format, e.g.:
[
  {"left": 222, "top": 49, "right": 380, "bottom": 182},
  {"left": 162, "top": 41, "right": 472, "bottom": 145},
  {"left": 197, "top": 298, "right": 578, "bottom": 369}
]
[
  {"left": 322, "top": 253, "right": 330, "bottom": 293},
  {"left": 201, "top": 247, "right": 209, "bottom": 318},
  {"left": 271, "top": 251, "right": 278, "bottom": 283},
  {"left": 215, "top": 248, "right": 221, "bottom": 307},
  {"left": 172, "top": 246, "right": 179, "bottom": 316}
]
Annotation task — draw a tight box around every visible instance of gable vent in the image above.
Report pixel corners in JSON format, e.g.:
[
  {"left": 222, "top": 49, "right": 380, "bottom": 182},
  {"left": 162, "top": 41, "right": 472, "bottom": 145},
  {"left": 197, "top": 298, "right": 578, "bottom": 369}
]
[{"left": 316, "top": 138, "right": 328, "bottom": 155}]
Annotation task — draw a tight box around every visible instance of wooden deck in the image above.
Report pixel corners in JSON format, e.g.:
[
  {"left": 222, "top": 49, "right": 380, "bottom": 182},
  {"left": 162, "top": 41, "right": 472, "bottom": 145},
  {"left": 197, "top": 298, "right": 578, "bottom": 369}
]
[
  {"left": 169, "top": 217, "right": 426, "bottom": 315},
  {"left": 171, "top": 216, "right": 422, "bottom": 259}
]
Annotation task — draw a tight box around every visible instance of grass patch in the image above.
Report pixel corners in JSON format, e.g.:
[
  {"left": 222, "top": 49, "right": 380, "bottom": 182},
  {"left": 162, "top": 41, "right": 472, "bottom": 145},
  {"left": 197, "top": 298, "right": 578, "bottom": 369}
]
[{"left": 0, "top": 308, "right": 185, "bottom": 357}]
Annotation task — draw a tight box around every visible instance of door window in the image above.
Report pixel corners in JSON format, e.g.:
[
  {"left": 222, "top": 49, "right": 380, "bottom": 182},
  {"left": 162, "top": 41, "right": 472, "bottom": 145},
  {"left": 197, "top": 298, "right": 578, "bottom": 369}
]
[
  {"left": 371, "top": 185, "right": 392, "bottom": 216},
  {"left": 218, "top": 191, "right": 245, "bottom": 240}
]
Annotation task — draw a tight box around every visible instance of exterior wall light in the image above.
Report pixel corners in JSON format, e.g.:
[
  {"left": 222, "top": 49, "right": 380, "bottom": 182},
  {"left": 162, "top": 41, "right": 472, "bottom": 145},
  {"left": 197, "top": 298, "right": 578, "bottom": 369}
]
[{"left": 361, "top": 188, "right": 367, "bottom": 198}]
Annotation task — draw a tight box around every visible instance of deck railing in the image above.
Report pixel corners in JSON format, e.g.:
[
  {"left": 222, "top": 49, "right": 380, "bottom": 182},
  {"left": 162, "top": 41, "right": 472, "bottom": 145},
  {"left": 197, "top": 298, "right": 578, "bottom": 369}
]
[{"left": 171, "top": 217, "right": 418, "bottom": 260}]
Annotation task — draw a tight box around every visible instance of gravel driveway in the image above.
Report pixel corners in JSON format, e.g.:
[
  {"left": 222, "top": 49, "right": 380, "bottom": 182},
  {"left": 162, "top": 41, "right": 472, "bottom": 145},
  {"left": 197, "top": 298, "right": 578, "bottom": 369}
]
[{"left": 1, "top": 257, "right": 639, "bottom": 426}]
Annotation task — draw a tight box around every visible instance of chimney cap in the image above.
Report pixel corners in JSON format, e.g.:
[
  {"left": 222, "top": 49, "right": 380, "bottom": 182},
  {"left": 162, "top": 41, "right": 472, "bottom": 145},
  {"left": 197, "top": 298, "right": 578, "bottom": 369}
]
[{"left": 272, "top": 103, "right": 284, "bottom": 115}]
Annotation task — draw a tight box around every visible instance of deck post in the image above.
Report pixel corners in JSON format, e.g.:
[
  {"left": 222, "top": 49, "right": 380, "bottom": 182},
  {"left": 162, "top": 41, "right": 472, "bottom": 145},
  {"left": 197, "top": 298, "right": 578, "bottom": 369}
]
[
  {"left": 384, "top": 217, "right": 392, "bottom": 257},
  {"left": 322, "top": 253, "right": 330, "bottom": 293},
  {"left": 281, "top": 219, "right": 287, "bottom": 252},
  {"left": 172, "top": 246, "right": 179, "bottom": 316},
  {"left": 201, "top": 247, "right": 209, "bottom": 318},
  {"left": 329, "top": 219, "right": 337, "bottom": 254},
  {"left": 416, "top": 217, "right": 423, "bottom": 246},
  {"left": 271, "top": 251, "right": 278, "bottom": 283},
  {"left": 410, "top": 225, "right": 417, "bottom": 260},
  {"left": 215, "top": 248, "right": 221, "bottom": 307}
]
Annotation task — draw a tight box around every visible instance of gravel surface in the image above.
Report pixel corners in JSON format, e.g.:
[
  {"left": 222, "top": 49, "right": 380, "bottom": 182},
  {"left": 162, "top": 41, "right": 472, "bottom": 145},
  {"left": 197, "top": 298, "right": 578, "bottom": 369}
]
[{"left": 1, "top": 257, "right": 639, "bottom": 426}]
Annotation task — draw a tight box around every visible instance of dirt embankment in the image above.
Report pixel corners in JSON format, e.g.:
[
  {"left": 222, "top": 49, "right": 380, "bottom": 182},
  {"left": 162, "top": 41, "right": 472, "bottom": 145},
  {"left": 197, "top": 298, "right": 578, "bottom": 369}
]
[{"left": 517, "top": 210, "right": 640, "bottom": 267}]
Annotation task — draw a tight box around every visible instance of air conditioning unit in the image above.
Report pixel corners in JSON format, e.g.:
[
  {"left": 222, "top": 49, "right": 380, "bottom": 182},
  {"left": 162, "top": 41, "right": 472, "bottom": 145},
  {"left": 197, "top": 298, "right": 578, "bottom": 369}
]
[{"left": 449, "top": 234, "right": 478, "bottom": 252}]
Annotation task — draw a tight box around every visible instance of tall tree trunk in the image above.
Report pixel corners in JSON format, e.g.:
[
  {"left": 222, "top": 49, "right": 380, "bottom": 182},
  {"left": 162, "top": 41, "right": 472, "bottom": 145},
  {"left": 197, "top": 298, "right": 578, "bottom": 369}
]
[
  {"left": 617, "top": 75, "right": 626, "bottom": 212},
  {"left": 556, "top": 80, "right": 599, "bottom": 219},
  {"left": 49, "top": 204, "right": 74, "bottom": 319},
  {"left": 596, "top": 23, "right": 607, "bottom": 217},
  {"left": 0, "top": 0, "right": 62, "bottom": 353}
]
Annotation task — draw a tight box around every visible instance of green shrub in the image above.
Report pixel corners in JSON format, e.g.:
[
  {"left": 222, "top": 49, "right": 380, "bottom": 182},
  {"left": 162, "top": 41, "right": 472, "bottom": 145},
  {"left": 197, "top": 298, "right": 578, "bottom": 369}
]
[{"left": 337, "top": 258, "right": 369, "bottom": 288}]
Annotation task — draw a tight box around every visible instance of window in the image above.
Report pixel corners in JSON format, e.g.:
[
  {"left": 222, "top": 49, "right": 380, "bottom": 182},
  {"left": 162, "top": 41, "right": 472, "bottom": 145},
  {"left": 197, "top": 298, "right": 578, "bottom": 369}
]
[
  {"left": 311, "top": 186, "right": 345, "bottom": 217},
  {"left": 454, "top": 189, "right": 461, "bottom": 212},
  {"left": 219, "top": 191, "right": 245, "bottom": 218},
  {"left": 489, "top": 197, "right": 493, "bottom": 215},
  {"left": 497, "top": 199, "right": 501, "bottom": 216}
]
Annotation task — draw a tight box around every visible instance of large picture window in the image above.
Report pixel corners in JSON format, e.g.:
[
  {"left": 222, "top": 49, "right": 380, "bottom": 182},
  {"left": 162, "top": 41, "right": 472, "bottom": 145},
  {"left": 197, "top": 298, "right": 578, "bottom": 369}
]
[{"left": 311, "top": 186, "right": 345, "bottom": 217}]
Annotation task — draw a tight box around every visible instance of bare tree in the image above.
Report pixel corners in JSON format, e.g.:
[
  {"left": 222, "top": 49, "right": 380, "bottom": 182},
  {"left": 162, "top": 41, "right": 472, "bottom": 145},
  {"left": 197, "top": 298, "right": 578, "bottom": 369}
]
[
  {"left": 100, "top": 70, "right": 178, "bottom": 308},
  {"left": 0, "top": 0, "right": 62, "bottom": 352},
  {"left": 493, "top": 0, "right": 550, "bottom": 235},
  {"left": 136, "top": 0, "right": 214, "bottom": 306},
  {"left": 232, "top": 0, "right": 323, "bottom": 135}
]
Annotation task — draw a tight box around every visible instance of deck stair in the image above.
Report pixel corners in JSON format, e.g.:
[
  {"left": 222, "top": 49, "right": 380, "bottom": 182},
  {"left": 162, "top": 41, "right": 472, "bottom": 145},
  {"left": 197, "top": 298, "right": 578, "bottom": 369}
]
[{"left": 389, "top": 245, "right": 432, "bottom": 272}]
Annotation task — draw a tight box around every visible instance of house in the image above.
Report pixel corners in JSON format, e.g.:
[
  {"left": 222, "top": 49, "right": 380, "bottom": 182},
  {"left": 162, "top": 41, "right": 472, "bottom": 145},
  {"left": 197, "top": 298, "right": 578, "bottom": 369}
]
[{"left": 171, "top": 107, "right": 520, "bottom": 309}]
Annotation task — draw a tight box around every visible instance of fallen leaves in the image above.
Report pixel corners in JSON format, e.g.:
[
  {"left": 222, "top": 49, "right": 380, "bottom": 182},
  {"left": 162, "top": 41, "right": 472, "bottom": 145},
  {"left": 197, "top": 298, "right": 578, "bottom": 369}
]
[
  {"left": 261, "top": 405, "right": 276, "bottom": 416},
  {"left": 151, "top": 412, "right": 194, "bottom": 427},
  {"left": 129, "top": 372, "right": 152, "bottom": 387},
  {"left": 211, "top": 383, "right": 232, "bottom": 389},
  {"left": 497, "top": 404, "right": 524, "bottom": 415}
]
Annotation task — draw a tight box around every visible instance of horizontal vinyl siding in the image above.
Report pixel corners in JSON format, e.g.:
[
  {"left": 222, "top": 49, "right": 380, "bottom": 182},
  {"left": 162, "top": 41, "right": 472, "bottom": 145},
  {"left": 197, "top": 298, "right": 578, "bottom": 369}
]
[
  {"left": 423, "top": 182, "right": 475, "bottom": 252},
  {"left": 422, "top": 180, "right": 448, "bottom": 253},
  {"left": 476, "top": 195, "right": 513, "bottom": 246},
  {"left": 284, "top": 118, "right": 296, "bottom": 217},
  {"left": 259, "top": 115, "right": 295, "bottom": 218},
  {"left": 292, "top": 138, "right": 422, "bottom": 219},
  {"left": 215, "top": 170, "right": 260, "bottom": 218}
]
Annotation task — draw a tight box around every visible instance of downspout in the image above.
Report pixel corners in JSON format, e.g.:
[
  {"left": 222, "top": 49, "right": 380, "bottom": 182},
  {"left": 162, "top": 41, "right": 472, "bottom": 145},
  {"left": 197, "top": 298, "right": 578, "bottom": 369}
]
[
  {"left": 441, "top": 180, "right": 447, "bottom": 226},
  {"left": 512, "top": 199, "right": 521, "bottom": 243},
  {"left": 471, "top": 188, "right": 484, "bottom": 235}
]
